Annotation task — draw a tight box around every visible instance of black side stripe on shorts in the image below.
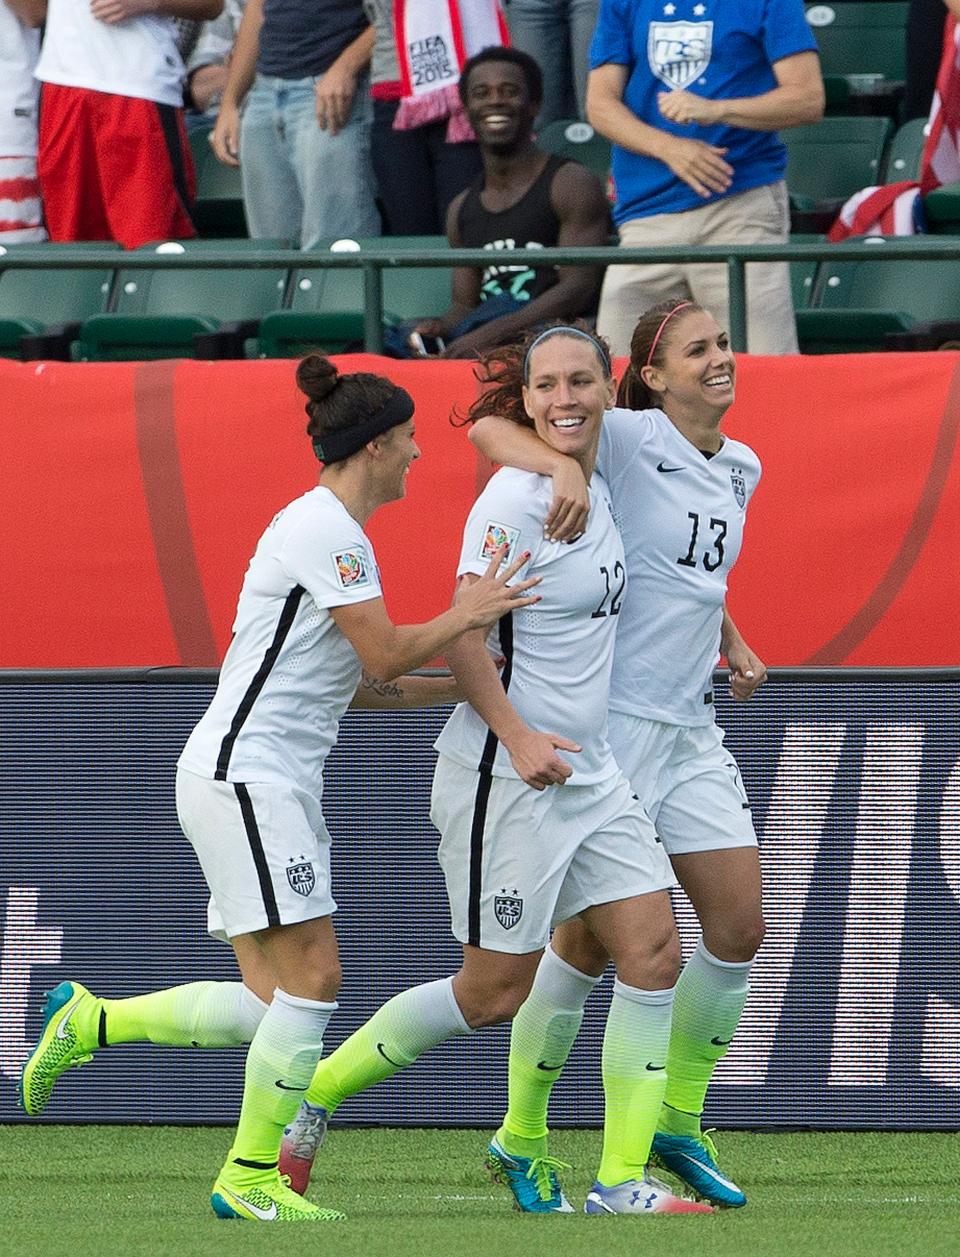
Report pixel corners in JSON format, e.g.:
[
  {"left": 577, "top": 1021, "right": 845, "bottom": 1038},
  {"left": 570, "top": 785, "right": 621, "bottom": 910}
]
[
  {"left": 155, "top": 101, "right": 195, "bottom": 215},
  {"left": 215, "top": 584, "right": 305, "bottom": 780},
  {"left": 234, "top": 783, "right": 280, "bottom": 928},
  {"left": 467, "top": 610, "right": 514, "bottom": 947}
]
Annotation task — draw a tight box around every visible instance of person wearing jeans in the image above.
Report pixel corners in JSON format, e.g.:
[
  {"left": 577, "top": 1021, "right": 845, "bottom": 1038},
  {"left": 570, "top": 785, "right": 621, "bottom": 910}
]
[
  {"left": 212, "top": 0, "right": 380, "bottom": 247},
  {"left": 504, "top": 0, "right": 600, "bottom": 128}
]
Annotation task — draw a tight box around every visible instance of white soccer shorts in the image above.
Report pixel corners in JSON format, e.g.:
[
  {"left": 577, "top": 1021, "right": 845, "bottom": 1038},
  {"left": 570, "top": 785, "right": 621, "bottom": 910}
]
[
  {"left": 608, "top": 711, "right": 758, "bottom": 856},
  {"left": 176, "top": 768, "right": 337, "bottom": 941},
  {"left": 431, "top": 755, "right": 676, "bottom": 954}
]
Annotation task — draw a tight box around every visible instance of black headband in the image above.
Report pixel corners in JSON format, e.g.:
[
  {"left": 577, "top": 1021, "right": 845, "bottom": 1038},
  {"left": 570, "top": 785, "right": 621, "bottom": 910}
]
[{"left": 312, "top": 388, "right": 415, "bottom": 464}]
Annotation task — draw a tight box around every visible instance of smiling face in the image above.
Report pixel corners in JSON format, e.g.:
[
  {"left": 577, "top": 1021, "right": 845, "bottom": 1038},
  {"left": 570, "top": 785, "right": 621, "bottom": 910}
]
[
  {"left": 521, "top": 335, "right": 614, "bottom": 472},
  {"left": 642, "top": 309, "right": 737, "bottom": 423},
  {"left": 376, "top": 418, "right": 421, "bottom": 502},
  {"left": 463, "top": 59, "right": 538, "bottom": 154}
]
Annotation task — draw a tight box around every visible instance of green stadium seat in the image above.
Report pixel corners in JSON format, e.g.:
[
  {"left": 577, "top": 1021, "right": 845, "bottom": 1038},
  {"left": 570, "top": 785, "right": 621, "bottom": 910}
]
[
  {"left": 0, "top": 241, "right": 120, "bottom": 360},
  {"left": 883, "top": 118, "right": 927, "bottom": 182},
  {"left": 796, "top": 239, "right": 960, "bottom": 352},
  {"left": 784, "top": 116, "right": 893, "bottom": 227},
  {"left": 75, "top": 239, "right": 289, "bottom": 361},
  {"left": 536, "top": 119, "right": 612, "bottom": 181},
  {"left": 257, "top": 236, "right": 451, "bottom": 358},
  {"left": 805, "top": 3, "right": 908, "bottom": 81},
  {"left": 188, "top": 123, "right": 247, "bottom": 238},
  {"left": 921, "top": 180, "right": 960, "bottom": 234}
]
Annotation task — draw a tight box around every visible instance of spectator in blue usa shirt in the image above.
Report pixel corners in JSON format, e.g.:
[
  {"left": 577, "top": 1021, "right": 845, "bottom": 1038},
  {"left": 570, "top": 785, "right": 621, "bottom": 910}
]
[{"left": 587, "top": 0, "right": 824, "bottom": 355}]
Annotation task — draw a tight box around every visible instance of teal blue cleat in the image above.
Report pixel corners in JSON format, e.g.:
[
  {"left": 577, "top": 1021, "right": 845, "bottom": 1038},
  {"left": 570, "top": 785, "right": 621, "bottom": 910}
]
[
  {"left": 651, "top": 1131, "right": 747, "bottom": 1208},
  {"left": 485, "top": 1137, "right": 574, "bottom": 1213}
]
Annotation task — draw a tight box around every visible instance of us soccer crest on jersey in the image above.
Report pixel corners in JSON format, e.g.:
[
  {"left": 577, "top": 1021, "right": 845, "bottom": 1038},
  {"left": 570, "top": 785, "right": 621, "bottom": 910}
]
[{"left": 647, "top": 19, "right": 713, "bottom": 89}]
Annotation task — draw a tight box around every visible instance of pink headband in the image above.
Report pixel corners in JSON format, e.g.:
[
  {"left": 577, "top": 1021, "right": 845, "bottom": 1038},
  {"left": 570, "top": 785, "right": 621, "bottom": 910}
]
[{"left": 645, "top": 302, "right": 694, "bottom": 366}]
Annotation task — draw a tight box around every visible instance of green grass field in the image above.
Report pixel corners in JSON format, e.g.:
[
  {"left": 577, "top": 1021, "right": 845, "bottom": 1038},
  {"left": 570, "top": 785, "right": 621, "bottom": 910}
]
[{"left": 3, "top": 1126, "right": 957, "bottom": 1257}]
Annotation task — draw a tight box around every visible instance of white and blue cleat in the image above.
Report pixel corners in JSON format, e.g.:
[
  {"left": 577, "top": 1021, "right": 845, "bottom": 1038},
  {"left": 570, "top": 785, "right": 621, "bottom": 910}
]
[
  {"left": 584, "top": 1173, "right": 714, "bottom": 1215},
  {"left": 485, "top": 1137, "right": 574, "bottom": 1213},
  {"left": 651, "top": 1131, "right": 747, "bottom": 1208}
]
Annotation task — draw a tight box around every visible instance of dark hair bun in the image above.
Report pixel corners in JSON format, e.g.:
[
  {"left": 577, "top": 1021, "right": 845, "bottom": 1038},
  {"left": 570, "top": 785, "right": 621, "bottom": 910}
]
[{"left": 296, "top": 354, "right": 339, "bottom": 403}]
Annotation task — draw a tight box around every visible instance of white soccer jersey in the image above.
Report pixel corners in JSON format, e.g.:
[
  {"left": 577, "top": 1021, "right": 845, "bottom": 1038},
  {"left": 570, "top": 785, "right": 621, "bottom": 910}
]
[
  {"left": 597, "top": 407, "right": 761, "bottom": 727},
  {"left": 435, "top": 467, "right": 625, "bottom": 785},
  {"left": 179, "top": 486, "right": 382, "bottom": 793},
  {"left": 36, "top": 0, "right": 186, "bottom": 108},
  {"left": 0, "top": 7, "right": 40, "bottom": 155}
]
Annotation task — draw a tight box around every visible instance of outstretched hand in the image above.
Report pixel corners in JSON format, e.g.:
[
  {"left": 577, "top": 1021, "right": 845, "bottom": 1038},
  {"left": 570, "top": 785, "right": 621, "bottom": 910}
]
[{"left": 454, "top": 545, "right": 541, "bottom": 630}]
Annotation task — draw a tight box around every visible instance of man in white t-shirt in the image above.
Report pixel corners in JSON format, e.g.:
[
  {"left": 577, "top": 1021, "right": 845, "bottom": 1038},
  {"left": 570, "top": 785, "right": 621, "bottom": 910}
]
[
  {"left": 34, "top": 0, "right": 222, "bottom": 248},
  {"left": 0, "top": 0, "right": 46, "bottom": 242}
]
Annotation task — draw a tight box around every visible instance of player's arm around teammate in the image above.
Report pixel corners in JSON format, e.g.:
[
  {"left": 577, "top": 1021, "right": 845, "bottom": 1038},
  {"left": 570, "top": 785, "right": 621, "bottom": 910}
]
[
  {"left": 471, "top": 302, "right": 768, "bottom": 1210},
  {"left": 18, "top": 355, "right": 538, "bottom": 1225},
  {"left": 279, "top": 327, "right": 711, "bottom": 1218}
]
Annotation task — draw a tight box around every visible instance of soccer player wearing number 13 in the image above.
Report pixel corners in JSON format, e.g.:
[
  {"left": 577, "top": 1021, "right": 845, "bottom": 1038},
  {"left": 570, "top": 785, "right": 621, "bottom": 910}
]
[{"left": 469, "top": 299, "right": 766, "bottom": 1211}]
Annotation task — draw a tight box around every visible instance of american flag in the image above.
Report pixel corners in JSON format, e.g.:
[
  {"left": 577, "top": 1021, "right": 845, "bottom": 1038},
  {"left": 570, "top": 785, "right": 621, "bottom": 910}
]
[{"left": 829, "top": 16, "right": 960, "bottom": 241}]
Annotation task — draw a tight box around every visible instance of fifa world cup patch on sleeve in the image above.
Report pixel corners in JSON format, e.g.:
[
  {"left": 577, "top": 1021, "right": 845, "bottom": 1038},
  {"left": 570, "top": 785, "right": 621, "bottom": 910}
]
[
  {"left": 479, "top": 521, "right": 521, "bottom": 564},
  {"left": 332, "top": 547, "right": 371, "bottom": 588}
]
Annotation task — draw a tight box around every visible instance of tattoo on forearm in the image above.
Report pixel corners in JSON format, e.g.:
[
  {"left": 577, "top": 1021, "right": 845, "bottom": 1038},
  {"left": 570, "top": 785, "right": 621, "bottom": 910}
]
[{"left": 362, "top": 675, "right": 404, "bottom": 699}]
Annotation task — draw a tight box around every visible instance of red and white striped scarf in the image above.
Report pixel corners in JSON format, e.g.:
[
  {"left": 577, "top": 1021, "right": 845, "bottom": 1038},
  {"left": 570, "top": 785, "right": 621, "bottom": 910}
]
[{"left": 393, "top": 0, "right": 509, "bottom": 141}]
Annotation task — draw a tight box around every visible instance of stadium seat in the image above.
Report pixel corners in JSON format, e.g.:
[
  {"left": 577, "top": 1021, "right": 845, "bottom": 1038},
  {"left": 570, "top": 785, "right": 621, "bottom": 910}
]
[
  {"left": 75, "top": 239, "right": 290, "bottom": 361},
  {"left": 257, "top": 236, "right": 451, "bottom": 358},
  {"left": 784, "top": 116, "right": 893, "bottom": 227},
  {"left": 536, "top": 119, "right": 612, "bottom": 180},
  {"left": 921, "top": 180, "right": 960, "bottom": 234},
  {"left": 796, "top": 238, "right": 960, "bottom": 352},
  {"left": 788, "top": 234, "right": 825, "bottom": 311},
  {"left": 805, "top": 3, "right": 908, "bottom": 82},
  {"left": 0, "top": 241, "right": 119, "bottom": 360},
  {"left": 188, "top": 123, "right": 247, "bottom": 238},
  {"left": 882, "top": 118, "right": 928, "bottom": 183}
]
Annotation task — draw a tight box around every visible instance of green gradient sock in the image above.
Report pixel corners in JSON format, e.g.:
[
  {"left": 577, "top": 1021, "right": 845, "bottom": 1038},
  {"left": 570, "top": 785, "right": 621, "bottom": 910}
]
[
  {"left": 597, "top": 980, "right": 673, "bottom": 1188},
  {"left": 498, "top": 947, "right": 599, "bottom": 1156},
  {"left": 661, "top": 941, "right": 751, "bottom": 1128},
  {"left": 228, "top": 989, "right": 334, "bottom": 1167},
  {"left": 306, "top": 977, "right": 470, "bottom": 1114},
  {"left": 100, "top": 982, "right": 266, "bottom": 1047}
]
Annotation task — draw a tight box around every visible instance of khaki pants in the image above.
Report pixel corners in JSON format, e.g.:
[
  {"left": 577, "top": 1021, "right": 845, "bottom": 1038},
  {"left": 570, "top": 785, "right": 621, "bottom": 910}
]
[{"left": 597, "top": 180, "right": 798, "bottom": 356}]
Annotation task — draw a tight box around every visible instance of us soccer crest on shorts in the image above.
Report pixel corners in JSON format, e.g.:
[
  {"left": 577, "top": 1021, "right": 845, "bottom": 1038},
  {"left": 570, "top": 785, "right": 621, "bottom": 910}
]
[
  {"left": 494, "top": 888, "right": 523, "bottom": 930},
  {"left": 479, "top": 521, "right": 521, "bottom": 565},
  {"left": 332, "top": 546, "right": 371, "bottom": 588},
  {"left": 286, "top": 856, "right": 316, "bottom": 897}
]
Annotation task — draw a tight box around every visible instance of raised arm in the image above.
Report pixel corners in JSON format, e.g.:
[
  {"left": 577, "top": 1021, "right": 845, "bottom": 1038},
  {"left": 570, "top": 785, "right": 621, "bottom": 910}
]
[
  {"left": 657, "top": 51, "right": 824, "bottom": 132},
  {"left": 588, "top": 61, "right": 734, "bottom": 199},
  {"left": 330, "top": 547, "right": 539, "bottom": 682},
  {"left": 469, "top": 416, "right": 590, "bottom": 542}
]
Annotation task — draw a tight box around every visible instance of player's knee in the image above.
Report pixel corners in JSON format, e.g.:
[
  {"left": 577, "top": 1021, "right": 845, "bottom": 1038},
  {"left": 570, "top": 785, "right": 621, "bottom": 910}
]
[
  {"left": 456, "top": 975, "right": 533, "bottom": 1028},
  {"left": 705, "top": 912, "right": 766, "bottom": 963},
  {"left": 615, "top": 926, "right": 681, "bottom": 991}
]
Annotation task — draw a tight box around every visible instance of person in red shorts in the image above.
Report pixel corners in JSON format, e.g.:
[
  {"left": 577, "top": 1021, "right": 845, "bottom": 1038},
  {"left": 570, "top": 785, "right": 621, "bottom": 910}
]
[{"left": 34, "top": 0, "right": 223, "bottom": 248}]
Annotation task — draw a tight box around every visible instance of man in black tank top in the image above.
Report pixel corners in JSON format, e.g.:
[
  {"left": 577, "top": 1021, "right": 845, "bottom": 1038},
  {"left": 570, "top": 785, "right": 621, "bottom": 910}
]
[{"left": 410, "top": 47, "right": 610, "bottom": 360}]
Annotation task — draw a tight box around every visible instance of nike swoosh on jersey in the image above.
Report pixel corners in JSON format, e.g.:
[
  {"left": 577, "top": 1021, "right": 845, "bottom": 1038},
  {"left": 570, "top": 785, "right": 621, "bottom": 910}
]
[
  {"left": 220, "top": 1187, "right": 278, "bottom": 1221},
  {"left": 676, "top": 1151, "right": 740, "bottom": 1193},
  {"left": 656, "top": 461, "right": 685, "bottom": 473},
  {"left": 55, "top": 998, "right": 83, "bottom": 1040}
]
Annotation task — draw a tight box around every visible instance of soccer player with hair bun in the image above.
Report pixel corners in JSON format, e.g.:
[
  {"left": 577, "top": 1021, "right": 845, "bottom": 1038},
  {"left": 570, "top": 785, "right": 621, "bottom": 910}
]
[
  {"left": 468, "top": 299, "right": 766, "bottom": 1210},
  {"left": 19, "top": 354, "right": 538, "bottom": 1224}
]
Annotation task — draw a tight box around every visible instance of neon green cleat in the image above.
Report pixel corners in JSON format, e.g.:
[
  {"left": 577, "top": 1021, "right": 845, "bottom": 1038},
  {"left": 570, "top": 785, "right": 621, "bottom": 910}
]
[
  {"left": 211, "top": 1168, "right": 346, "bottom": 1222},
  {"left": 19, "top": 981, "right": 99, "bottom": 1116}
]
